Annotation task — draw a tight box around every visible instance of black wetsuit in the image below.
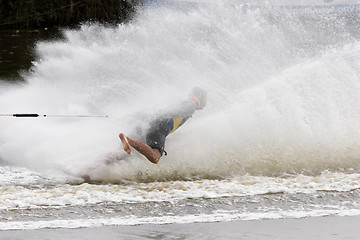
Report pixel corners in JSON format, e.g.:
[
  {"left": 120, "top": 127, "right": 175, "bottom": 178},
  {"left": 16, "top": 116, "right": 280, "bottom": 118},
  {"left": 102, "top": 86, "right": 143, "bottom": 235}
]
[{"left": 146, "top": 100, "right": 197, "bottom": 155}]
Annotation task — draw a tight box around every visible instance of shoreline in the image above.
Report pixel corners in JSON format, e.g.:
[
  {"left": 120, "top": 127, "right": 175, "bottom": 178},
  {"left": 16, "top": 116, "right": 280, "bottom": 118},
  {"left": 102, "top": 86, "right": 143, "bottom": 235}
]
[{"left": 1, "top": 215, "right": 359, "bottom": 240}]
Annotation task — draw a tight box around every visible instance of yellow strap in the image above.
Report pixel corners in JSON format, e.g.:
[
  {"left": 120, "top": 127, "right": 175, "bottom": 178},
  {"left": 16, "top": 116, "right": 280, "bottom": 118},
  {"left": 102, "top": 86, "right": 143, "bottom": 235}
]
[{"left": 170, "top": 117, "right": 184, "bottom": 133}]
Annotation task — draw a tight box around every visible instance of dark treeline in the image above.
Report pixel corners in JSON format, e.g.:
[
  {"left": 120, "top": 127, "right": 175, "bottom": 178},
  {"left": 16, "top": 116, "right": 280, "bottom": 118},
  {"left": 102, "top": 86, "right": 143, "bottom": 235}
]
[{"left": 0, "top": 0, "right": 140, "bottom": 29}]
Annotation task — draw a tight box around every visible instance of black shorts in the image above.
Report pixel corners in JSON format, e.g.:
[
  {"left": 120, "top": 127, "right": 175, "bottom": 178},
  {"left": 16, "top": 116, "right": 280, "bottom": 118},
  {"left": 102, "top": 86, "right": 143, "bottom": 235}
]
[{"left": 145, "top": 120, "right": 168, "bottom": 156}]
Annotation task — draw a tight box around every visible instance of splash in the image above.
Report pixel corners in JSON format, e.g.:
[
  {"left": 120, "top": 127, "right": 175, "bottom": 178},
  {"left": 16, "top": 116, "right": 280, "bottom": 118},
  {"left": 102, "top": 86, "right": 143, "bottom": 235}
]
[{"left": 1, "top": 2, "right": 360, "bottom": 181}]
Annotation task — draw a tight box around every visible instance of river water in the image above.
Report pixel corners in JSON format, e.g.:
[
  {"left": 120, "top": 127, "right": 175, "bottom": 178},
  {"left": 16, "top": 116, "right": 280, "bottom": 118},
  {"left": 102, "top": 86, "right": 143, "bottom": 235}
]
[
  {"left": 1, "top": 1, "right": 360, "bottom": 231},
  {"left": 0, "top": 29, "right": 59, "bottom": 80}
]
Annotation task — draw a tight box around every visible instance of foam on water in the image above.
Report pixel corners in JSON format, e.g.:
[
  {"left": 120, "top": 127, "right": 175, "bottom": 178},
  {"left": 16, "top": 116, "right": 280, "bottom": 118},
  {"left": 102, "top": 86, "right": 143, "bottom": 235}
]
[
  {"left": 2, "top": 208, "right": 360, "bottom": 231},
  {"left": 0, "top": 172, "right": 359, "bottom": 210},
  {"left": 1, "top": 166, "right": 359, "bottom": 230}
]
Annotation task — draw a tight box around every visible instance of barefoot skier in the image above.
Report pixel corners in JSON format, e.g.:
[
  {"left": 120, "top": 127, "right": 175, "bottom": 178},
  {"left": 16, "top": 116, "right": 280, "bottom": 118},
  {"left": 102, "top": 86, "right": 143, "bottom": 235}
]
[{"left": 119, "top": 87, "right": 207, "bottom": 164}]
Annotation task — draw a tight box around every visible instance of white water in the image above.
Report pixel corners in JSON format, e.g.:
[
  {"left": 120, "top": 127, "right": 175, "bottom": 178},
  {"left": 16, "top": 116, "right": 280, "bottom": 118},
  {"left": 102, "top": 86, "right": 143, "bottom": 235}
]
[
  {"left": 0, "top": 2, "right": 359, "bottom": 181},
  {"left": 1, "top": 1, "right": 360, "bottom": 230},
  {"left": 0, "top": 172, "right": 359, "bottom": 210}
]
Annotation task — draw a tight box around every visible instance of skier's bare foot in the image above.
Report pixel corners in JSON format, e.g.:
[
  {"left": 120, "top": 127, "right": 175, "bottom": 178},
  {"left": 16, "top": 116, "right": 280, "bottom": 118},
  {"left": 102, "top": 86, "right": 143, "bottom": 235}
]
[{"left": 119, "top": 133, "right": 132, "bottom": 154}]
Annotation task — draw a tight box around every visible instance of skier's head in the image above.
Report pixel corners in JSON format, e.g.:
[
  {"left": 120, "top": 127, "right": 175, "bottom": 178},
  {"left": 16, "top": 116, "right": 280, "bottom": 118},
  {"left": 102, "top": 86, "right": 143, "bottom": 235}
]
[{"left": 189, "top": 87, "right": 207, "bottom": 110}]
